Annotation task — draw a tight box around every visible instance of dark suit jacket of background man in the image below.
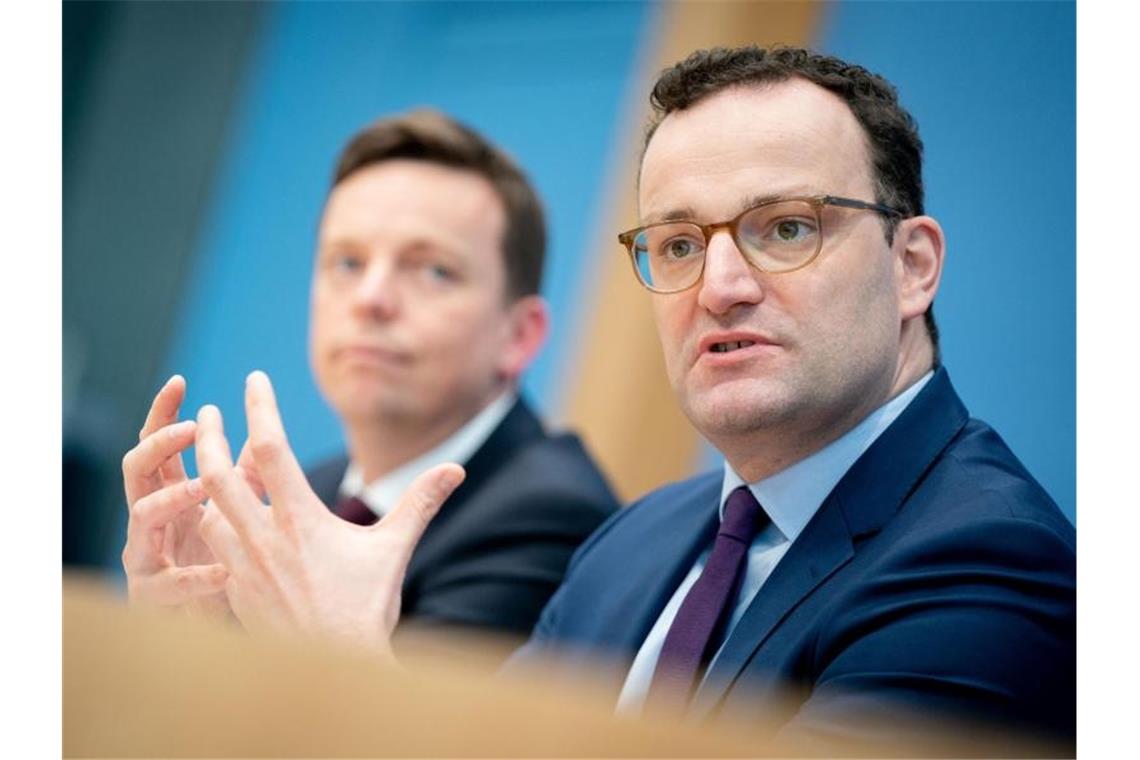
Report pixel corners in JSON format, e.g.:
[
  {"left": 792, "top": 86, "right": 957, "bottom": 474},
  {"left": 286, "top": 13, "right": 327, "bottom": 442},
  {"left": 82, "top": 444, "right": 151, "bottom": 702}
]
[
  {"left": 307, "top": 399, "right": 618, "bottom": 639},
  {"left": 510, "top": 368, "right": 1076, "bottom": 750}
]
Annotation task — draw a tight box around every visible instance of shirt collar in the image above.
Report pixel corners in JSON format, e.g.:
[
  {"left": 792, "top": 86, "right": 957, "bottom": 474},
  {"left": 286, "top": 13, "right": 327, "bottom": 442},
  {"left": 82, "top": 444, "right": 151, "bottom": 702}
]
[
  {"left": 340, "top": 391, "right": 517, "bottom": 517},
  {"left": 719, "top": 371, "right": 934, "bottom": 543}
]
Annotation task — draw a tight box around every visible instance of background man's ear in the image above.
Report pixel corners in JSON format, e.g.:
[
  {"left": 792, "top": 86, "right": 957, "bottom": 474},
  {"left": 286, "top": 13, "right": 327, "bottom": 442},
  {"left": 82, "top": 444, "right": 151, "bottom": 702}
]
[{"left": 498, "top": 295, "right": 549, "bottom": 381}]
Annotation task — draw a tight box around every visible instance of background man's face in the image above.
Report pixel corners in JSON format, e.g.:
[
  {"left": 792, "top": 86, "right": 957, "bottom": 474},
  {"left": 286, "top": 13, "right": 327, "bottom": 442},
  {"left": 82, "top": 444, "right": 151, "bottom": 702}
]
[
  {"left": 309, "top": 160, "right": 517, "bottom": 431},
  {"left": 640, "top": 80, "right": 906, "bottom": 450}
]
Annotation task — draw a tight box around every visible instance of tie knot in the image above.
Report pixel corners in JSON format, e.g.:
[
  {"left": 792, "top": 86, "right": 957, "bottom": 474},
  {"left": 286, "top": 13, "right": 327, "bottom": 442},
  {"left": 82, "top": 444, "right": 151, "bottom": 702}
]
[
  {"left": 335, "top": 494, "right": 379, "bottom": 526},
  {"left": 720, "top": 486, "right": 765, "bottom": 543}
]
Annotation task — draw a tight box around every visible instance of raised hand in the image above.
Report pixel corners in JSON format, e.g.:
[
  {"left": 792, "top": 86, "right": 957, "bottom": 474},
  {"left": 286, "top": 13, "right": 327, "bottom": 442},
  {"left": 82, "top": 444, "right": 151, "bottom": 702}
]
[
  {"left": 195, "top": 370, "right": 464, "bottom": 655},
  {"left": 121, "top": 375, "right": 229, "bottom": 611}
]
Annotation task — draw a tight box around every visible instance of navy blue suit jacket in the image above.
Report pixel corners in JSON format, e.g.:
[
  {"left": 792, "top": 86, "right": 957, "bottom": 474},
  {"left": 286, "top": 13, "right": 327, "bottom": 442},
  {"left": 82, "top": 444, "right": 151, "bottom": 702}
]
[
  {"left": 511, "top": 369, "right": 1075, "bottom": 750},
  {"left": 306, "top": 399, "right": 618, "bottom": 641}
]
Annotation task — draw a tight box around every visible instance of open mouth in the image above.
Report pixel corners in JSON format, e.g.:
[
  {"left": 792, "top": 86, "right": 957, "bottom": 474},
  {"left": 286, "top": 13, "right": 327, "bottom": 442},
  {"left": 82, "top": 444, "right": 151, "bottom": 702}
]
[{"left": 709, "top": 340, "right": 756, "bottom": 353}]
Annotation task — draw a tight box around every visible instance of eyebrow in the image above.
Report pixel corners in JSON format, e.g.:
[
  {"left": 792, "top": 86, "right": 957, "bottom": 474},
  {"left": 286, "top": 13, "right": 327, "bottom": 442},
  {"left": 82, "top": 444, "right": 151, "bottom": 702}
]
[
  {"left": 740, "top": 192, "right": 794, "bottom": 210},
  {"left": 316, "top": 233, "right": 359, "bottom": 251},
  {"left": 643, "top": 192, "right": 801, "bottom": 226},
  {"left": 643, "top": 206, "right": 699, "bottom": 225},
  {"left": 318, "top": 232, "right": 465, "bottom": 263}
]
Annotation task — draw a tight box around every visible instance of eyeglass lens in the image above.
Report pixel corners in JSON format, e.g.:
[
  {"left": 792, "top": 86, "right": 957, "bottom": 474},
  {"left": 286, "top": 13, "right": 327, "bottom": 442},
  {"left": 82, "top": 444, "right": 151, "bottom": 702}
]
[{"left": 631, "top": 199, "right": 821, "bottom": 291}]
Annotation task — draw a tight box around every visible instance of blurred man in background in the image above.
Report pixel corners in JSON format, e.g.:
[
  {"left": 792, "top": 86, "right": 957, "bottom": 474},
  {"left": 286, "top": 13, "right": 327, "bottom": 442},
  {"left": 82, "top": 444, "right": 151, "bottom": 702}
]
[{"left": 121, "top": 111, "right": 618, "bottom": 646}]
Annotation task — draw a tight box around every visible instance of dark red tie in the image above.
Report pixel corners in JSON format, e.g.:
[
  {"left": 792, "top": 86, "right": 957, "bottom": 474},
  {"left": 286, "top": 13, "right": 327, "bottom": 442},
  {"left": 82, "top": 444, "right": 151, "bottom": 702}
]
[
  {"left": 646, "top": 485, "right": 767, "bottom": 711},
  {"left": 334, "top": 494, "right": 378, "bottom": 526}
]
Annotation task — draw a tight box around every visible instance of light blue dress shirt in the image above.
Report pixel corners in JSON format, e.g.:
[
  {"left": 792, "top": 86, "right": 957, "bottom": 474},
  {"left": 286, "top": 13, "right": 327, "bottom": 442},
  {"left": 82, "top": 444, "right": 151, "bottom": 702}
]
[{"left": 616, "top": 372, "right": 934, "bottom": 714}]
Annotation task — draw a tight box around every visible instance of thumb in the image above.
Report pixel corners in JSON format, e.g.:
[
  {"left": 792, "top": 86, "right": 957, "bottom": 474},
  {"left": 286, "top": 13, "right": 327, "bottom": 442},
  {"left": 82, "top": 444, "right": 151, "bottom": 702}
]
[{"left": 378, "top": 463, "right": 465, "bottom": 550}]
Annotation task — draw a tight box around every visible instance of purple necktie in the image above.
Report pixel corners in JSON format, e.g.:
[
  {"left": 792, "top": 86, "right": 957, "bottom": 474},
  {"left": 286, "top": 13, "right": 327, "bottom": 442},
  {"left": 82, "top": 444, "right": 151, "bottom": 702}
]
[
  {"left": 334, "top": 494, "right": 378, "bottom": 526},
  {"left": 646, "top": 485, "right": 767, "bottom": 711}
]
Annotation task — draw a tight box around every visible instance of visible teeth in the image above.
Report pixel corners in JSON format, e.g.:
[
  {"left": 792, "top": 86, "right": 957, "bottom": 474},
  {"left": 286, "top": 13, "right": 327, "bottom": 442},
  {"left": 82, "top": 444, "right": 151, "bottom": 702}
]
[{"left": 712, "top": 340, "right": 756, "bottom": 353}]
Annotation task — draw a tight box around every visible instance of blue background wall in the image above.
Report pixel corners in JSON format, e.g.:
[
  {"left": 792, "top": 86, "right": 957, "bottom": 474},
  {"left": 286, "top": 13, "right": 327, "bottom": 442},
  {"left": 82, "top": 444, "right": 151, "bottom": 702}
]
[
  {"left": 164, "top": 0, "right": 655, "bottom": 467},
  {"left": 64, "top": 1, "right": 1075, "bottom": 570},
  {"left": 818, "top": 0, "right": 1075, "bottom": 523}
]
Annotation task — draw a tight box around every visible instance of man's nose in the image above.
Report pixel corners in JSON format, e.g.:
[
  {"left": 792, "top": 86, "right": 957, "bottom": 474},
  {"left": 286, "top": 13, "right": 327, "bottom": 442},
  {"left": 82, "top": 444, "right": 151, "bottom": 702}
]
[
  {"left": 696, "top": 230, "right": 764, "bottom": 315},
  {"left": 352, "top": 260, "right": 400, "bottom": 320}
]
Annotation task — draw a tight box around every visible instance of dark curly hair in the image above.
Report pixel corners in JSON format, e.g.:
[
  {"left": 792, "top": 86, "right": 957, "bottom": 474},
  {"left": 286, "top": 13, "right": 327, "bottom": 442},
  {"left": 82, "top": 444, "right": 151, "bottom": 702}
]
[
  {"left": 333, "top": 109, "right": 545, "bottom": 301},
  {"left": 645, "top": 46, "right": 938, "bottom": 362}
]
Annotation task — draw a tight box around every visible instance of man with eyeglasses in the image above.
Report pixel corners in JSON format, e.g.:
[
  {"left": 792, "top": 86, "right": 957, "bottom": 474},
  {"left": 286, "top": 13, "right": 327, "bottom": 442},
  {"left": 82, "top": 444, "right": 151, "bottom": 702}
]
[{"left": 179, "top": 47, "right": 1075, "bottom": 751}]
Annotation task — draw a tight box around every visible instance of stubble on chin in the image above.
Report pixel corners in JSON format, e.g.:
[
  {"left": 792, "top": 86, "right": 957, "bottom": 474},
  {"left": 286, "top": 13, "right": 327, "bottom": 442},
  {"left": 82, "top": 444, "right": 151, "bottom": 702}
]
[
  {"left": 319, "top": 369, "right": 406, "bottom": 427},
  {"left": 679, "top": 378, "right": 794, "bottom": 440}
]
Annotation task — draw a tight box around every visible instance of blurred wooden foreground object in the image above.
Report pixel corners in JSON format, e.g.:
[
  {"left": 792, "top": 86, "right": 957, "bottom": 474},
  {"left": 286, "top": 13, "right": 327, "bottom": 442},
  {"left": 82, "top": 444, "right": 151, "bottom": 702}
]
[
  {"left": 64, "top": 574, "right": 1064, "bottom": 757},
  {"left": 64, "top": 574, "right": 761, "bottom": 757}
]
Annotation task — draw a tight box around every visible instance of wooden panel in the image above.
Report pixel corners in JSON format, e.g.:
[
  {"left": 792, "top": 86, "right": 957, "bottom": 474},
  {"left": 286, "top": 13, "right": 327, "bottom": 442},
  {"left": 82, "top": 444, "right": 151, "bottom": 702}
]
[
  {"left": 63, "top": 575, "right": 1052, "bottom": 757},
  {"left": 62, "top": 577, "right": 763, "bottom": 757}
]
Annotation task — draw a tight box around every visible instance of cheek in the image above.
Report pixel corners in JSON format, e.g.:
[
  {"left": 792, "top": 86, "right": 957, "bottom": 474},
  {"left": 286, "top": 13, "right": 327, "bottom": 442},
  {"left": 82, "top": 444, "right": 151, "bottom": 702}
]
[
  {"left": 808, "top": 257, "right": 899, "bottom": 352},
  {"left": 853, "top": 256, "right": 902, "bottom": 330},
  {"left": 420, "top": 297, "right": 505, "bottom": 364},
  {"left": 652, "top": 297, "right": 696, "bottom": 384},
  {"left": 308, "top": 297, "right": 337, "bottom": 356}
]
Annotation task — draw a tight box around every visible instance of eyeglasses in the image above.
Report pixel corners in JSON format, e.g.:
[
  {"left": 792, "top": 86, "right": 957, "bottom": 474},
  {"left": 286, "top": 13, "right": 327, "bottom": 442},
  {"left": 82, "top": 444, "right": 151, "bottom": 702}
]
[{"left": 617, "top": 195, "right": 904, "bottom": 294}]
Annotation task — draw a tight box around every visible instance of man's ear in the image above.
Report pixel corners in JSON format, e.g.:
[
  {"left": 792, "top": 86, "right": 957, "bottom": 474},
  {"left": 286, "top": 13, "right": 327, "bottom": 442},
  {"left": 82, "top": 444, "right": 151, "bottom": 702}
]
[
  {"left": 497, "top": 295, "right": 550, "bottom": 382},
  {"left": 895, "top": 215, "right": 945, "bottom": 322}
]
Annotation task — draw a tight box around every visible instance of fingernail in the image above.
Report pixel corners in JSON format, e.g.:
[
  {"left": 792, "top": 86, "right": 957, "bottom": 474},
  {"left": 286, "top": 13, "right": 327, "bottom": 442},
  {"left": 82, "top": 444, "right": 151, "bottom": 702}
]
[
  {"left": 186, "top": 478, "right": 204, "bottom": 499},
  {"left": 441, "top": 466, "right": 466, "bottom": 492}
]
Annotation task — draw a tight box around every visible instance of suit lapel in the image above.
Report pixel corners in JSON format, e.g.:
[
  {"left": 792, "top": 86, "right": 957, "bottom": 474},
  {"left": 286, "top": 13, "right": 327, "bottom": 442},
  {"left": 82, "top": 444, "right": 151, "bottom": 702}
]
[
  {"left": 446, "top": 398, "right": 545, "bottom": 503},
  {"left": 691, "top": 368, "right": 970, "bottom": 716},
  {"left": 408, "top": 398, "right": 544, "bottom": 575},
  {"left": 602, "top": 477, "right": 722, "bottom": 658},
  {"left": 306, "top": 455, "right": 349, "bottom": 507}
]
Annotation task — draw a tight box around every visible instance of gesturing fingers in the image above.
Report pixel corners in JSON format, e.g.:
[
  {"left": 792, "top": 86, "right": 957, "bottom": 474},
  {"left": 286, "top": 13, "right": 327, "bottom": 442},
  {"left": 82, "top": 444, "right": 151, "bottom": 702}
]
[
  {"left": 244, "top": 371, "right": 318, "bottom": 526},
  {"left": 139, "top": 374, "right": 190, "bottom": 484},
  {"left": 123, "top": 477, "right": 207, "bottom": 573},
  {"left": 129, "top": 564, "right": 229, "bottom": 607},
  {"left": 197, "top": 500, "right": 255, "bottom": 580},
  {"left": 380, "top": 463, "right": 465, "bottom": 559},
  {"left": 123, "top": 419, "right": 197, "bottom": 507},
  {"left": 196, "top": 499, "right": 282, "bottom": 634},
  {"left": 235, "top": 440, "right": 268, "bottom": 502},
  {"left": 194, "top": 404, "right": 265, "bottom": 546}
]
